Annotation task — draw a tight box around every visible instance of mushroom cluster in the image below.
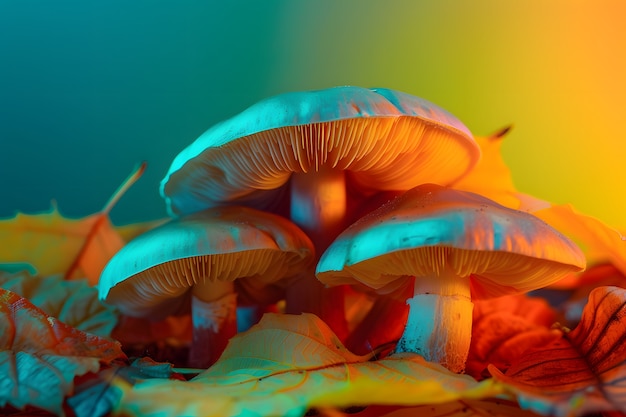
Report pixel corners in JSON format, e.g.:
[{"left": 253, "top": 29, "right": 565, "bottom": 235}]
[{"left": 99, "top": 86, "right": 585, "bottom": 371}]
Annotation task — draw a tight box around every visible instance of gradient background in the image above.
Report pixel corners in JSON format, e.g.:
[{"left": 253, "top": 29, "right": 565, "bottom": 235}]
[{"left": 1, "top": 1, "right": 624, "bottom": 228}]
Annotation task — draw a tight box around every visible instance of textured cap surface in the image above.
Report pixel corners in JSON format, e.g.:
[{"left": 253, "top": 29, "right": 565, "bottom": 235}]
[
  {"left": 316, "top": 184, "right": 586, "bottom": 298},
  {"left": 99, "top": 206, "right": 314, "bottom": 318}
]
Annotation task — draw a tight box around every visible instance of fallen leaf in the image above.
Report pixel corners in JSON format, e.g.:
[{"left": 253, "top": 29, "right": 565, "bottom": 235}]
[
  {"left": 473, "top": 294, "right": 557, "bottom": 328},
  {"left": 540, "top": 263, "right": 626, "bottom": 327},
  {"left": 467, "top": 295, "right": 560, "bottom": 380},
  {"left": 0, "top": 163, "right": 146, "bottom": 285},
  {"left": 0, "top": 270, "right": 117, "bottom": 337},
  {"left": 336, "top": 399, "right": 543, "bottom": 417},
  {"left": 0, "top": 288, "right": 126, "bottom": 415},
  {"left": 490, "top": 286, "right": 626, "bottom": 417},
  {"left": 533, "top": 204, "right": 626, "bottom": 278},
  {"left": 451, "top": 126, "right": 522, "bottom": 209},
  {"left": 114, "top": 313, "right": 500, "bottom": 417},
  {"left": 68, "top": 357, "right": 186, "bottom": 417}
]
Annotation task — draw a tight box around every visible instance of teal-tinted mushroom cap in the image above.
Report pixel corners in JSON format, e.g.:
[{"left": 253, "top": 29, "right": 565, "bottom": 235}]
[
  {"left": 98, "top": 206, "right": 314, "bottom": 319},
  {"left": 316, "top": 183, "right": 586, "bottom": 298}
]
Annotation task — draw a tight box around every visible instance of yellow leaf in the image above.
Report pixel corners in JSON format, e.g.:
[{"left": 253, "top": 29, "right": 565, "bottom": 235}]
[
  {"left": 115, "top": 314, "right": 501, "bottom": 417},
  {"left": 0, "top": 163, "right": 148, "bottom": 285}
]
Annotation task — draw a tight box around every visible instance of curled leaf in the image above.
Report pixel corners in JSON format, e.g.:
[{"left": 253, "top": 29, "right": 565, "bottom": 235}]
[
  {"left": 490, "top": 286, "right": 626, "bottom": 417},
  {"left": 553, "top": 263, "right": 626, "bottom": 326},
  {"left": 0, "top": 288, "right": 126, "bottom": 415}
]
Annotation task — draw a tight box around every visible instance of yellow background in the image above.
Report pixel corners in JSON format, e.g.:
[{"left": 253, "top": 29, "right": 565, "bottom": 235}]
[{"left": 267, "top": 1, "right": 626, "bottom": 228}]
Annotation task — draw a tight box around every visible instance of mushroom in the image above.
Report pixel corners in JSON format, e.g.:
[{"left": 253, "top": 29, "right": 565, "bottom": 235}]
[
  {"left": 159, "top": 86, "right": 481, "bottom": 338},
  {"left": 98, "top": 206, "right": 314, "bottom": 368},
  {"left": 316, "top": 184, "right": 586, "bottom": 373}
]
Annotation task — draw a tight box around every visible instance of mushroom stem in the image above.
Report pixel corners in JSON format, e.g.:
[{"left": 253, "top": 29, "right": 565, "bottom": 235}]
[
  {"left": 289, "top": 167, "right": 349, "bottom": 339},
  {"left": 290, "top": 167, "right": 347, "bottom": 251},
  {"left": 395, "top": 266, "right": 473, "bottom": 373},
  {"left": 189, "top": 280, "right": 237, "bottom": 368}
]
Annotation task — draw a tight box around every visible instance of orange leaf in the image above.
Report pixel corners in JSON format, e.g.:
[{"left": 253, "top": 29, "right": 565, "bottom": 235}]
[
  {"left": 473, "top": 294, "right": 557, "bottom": 328},
  {"left": 467, "top": 295, "right": 559, "bottom": 379},
  {"left": 490, "top": 286, "right": 626, "bottom": 416},
  {"left": 0, "top": 163, "right": 146, "bottom": 285},
  {"left": 545, "top": 263, "right": 626, "bottom": 327},
  {"left": 0, "top": 288, "right": 125, "bottom": 415},
  {"left": 451, "top": 126, "right": 522, "bottom": 209},
  {"left": 533, "top": 204, "right": 626, "bottom": 279}
]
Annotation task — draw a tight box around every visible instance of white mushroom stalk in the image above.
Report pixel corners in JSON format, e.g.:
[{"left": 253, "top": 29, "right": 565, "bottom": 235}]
[{"left": 396, "top": 265, "right": 473, "bottom": 373}]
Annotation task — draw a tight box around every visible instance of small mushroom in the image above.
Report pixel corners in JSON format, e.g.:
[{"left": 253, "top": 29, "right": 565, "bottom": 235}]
[
  {"left": 98, "top": 206, "right": 314, "bottom": 368},
  {"left": 316, "top": 184, "right": 585, "bottom": 373},
  {"left": 159, "top": 86, "right": 480, "bottom": 338}
]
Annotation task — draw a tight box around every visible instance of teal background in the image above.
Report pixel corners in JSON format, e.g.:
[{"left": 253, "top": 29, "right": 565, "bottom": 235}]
[
  {"left": 1, "top": 1, "right": 284, "bottom": 224},
  {"left": 2, "top": 1, "right": 625, "bottom": 228}
]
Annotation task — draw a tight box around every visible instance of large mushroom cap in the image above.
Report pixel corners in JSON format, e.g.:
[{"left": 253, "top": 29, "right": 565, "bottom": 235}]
[
  {"left": 160, "top": 86, "right": 480, "bottom": 217},
  {"left": 316, "top": 184, "right": 586, "bottom": 298},
  {"left": 98, "top": 206, "right": 314, "bottom": 319}
]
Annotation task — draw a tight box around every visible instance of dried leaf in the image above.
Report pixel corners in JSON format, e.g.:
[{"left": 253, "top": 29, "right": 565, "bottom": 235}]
[
  {"left": 533, "top": 204, "right": 626, "bottom": 278},
  {"left": 68, "top": 357, "right": 185, "bottom": 417},
  {"left": 473, "top": 294, "right": 557, "bottom": 328},
  {"left": 337, "top": 399, "right": 542, "bottom": 417},
  {"left": 451, "top": 126, "right": 522, "bottom": 209},
  {"left": 0, "top": 288, "right": 126, "bottom": 415},
  {"left": 490, "top": 286, "right": 626, "bottom": 417},
  {"left": 115, "top": 313, "right": 500, "bottom": 417},
  {"left": 538, "top": 263, "right": 626, "bottom": 327},
  {"left": 0, "top": 163, "right": 146, "bottom": 285},
  {"left": 0, "top": 270, "right": 117, "bottom": 336},
  {"left": 467, "top": 295, "right": 560, "bottom": 379}
]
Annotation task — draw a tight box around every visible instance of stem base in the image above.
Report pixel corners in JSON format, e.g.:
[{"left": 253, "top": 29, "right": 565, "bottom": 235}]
[{"left": 395, "top": 293, "right": 473, "bottom": 373}]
